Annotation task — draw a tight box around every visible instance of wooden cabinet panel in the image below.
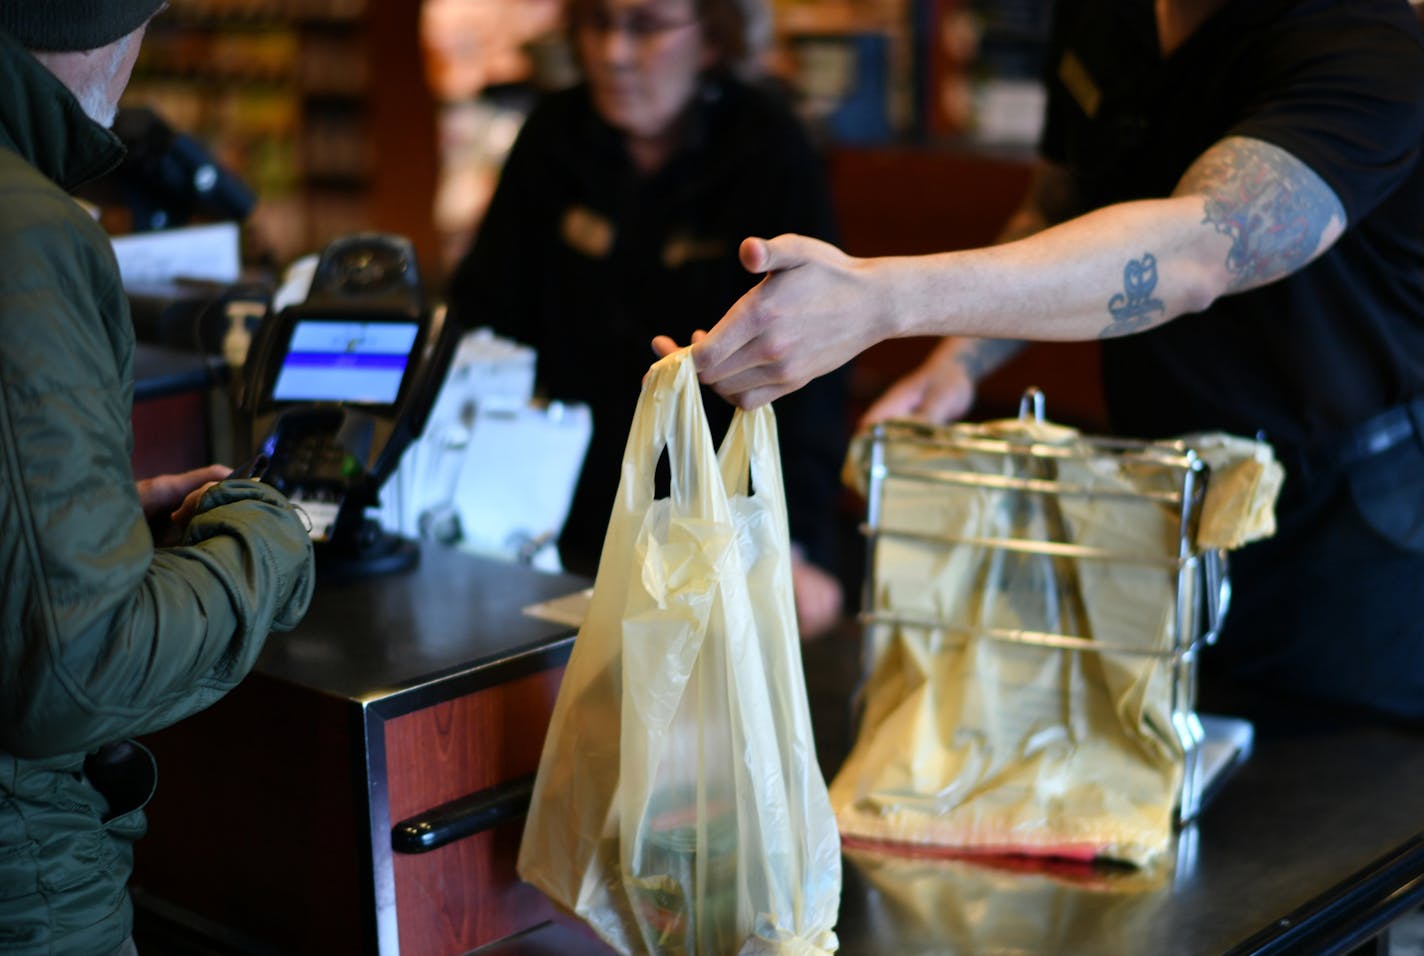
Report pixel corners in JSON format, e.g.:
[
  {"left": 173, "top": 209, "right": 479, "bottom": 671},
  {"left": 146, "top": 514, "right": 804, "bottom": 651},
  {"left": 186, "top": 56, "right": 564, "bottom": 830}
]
[
  {"left": 131, "top": 553, "right": 589, "bottom": 954},
  {"left": 135, "top": 675, "right": 368, "bottom": 954},
  {"left": 132, "top": 391, "right": 210, "bottom": 479},
  {"left": 385, "top": 667, "right": 566, "bottom": 955}
]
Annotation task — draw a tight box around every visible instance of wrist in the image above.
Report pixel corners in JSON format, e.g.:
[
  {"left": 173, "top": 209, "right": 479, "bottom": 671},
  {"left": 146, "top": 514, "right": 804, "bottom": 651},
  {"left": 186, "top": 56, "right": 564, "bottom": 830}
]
[
  {"left": 875, "top": 256, "right": 925, "bottom": 339},
  {"left": 932, "top": 335, "right": 969, "bottom": 365}
]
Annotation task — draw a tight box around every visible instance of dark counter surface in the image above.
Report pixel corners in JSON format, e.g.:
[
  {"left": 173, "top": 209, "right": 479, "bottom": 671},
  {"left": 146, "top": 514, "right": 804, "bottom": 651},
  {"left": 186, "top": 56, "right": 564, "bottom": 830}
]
[
  {"left": 133, "top": 341, "right": 220, "bottom": 401},
  {"left": 483, "top": 621, "right": 1424, "bottom": 956},
  {"left": 819, "top": 628, "right": 1424, "bottom": 956},
  {"left": 258, "top": 544, "right": 588, "bottom": 708},
  {"left": 827, "top": 727, "right": 1424, "bottom": 955},
  {"left": 188, "top": 538, "right": 1424, "bottom": 955},
  {"left": 125, "top": 533, "right": 1424, "bottom": 956}
]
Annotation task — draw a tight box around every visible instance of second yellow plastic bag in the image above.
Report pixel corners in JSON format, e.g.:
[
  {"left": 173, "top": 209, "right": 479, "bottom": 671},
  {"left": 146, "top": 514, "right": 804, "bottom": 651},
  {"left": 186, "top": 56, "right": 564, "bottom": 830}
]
[
  {"left": 833, "top": 415, "right": 1281, "bottom": 866},
  {"left": 518, "top": 349, "right": 842, "bottom": 955}
]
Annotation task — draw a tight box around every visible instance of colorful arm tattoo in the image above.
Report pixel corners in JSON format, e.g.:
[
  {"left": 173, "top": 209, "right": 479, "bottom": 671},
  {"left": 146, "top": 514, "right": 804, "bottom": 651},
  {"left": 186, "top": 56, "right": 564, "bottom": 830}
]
[{"left": 1179, "top": 136, "right": 1343, "bottom": 290}]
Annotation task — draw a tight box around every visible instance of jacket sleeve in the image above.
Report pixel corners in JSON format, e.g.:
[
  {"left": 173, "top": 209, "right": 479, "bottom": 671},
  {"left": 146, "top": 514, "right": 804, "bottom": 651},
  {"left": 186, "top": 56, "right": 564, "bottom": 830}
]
[{"left": 0, "top": 192, "right": 315, "bottom": 759}]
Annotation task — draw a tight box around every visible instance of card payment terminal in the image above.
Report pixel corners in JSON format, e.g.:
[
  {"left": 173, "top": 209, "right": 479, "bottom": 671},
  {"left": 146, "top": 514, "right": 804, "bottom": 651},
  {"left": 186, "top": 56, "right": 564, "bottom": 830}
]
[{"left": 235, "top": 233, "right": 459, "bottom": 579}]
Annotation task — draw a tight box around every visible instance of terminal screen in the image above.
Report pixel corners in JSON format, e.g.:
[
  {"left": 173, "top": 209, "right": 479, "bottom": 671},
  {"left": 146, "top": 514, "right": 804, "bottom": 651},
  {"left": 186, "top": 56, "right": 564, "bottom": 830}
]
[{"left": 271, "top": 319, "right": 420, "bottom": 405}]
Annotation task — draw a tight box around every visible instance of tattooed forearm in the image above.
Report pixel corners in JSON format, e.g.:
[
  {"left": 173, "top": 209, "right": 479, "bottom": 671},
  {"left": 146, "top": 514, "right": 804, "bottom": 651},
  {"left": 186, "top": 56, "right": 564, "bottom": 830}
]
[
  {"left": 1100, "top": 252, "right": 1165, "bottom": 337},
  {"left": 1177, "top": 136, "right": 1344, "bottom": 292},
  {"left": 953, "top": 337, "right": 1025, "bottom": 380}
]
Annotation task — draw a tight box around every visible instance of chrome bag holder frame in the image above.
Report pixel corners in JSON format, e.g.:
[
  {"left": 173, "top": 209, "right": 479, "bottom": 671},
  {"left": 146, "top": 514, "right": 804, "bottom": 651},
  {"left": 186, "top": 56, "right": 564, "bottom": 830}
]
[{"left": 856, "top": 390, "right": 1231, "bottom": 825}]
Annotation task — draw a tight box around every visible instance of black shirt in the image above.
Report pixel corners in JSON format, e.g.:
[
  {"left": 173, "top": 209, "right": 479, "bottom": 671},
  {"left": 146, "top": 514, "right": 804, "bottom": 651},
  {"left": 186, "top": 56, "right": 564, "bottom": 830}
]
[
  {"left": 448, "top": 77, "right": 847, "bottom": 574},
  {"left": 1039, "top": 0, "right": 1424, "bottom": 719},
  {"left": 1042, "top": 0, "right": 1424, "bottom": 449}
]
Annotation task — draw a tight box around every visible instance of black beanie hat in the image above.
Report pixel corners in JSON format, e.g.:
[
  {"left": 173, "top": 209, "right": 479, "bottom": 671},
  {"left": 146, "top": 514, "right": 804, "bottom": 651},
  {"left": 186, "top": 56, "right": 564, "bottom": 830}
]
[{"left": 0, "top": 0, "right": 167, "bottom": 52}]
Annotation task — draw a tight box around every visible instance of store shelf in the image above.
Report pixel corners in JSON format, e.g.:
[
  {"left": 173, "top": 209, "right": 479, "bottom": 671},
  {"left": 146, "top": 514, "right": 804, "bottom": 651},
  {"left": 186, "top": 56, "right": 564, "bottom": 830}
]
[{"left": 123, "top": 0, "right": 437, "bottom": 272}]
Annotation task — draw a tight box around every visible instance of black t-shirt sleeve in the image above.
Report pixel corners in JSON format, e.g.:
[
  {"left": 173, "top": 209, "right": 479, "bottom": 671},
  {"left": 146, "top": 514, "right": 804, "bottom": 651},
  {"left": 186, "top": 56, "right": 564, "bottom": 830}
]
[{"left": 1226, "top": 10, "right": 1424, "bottom": 226}]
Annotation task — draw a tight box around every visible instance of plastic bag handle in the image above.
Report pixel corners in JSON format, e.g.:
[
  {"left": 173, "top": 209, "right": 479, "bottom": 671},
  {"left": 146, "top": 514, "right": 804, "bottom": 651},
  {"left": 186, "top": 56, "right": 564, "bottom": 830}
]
[
  {"left": 618, "top": 349, "right": 724, "bottom": 519},
  {"left": 717, "top": 405, "right": 791, "bottom": 538}
]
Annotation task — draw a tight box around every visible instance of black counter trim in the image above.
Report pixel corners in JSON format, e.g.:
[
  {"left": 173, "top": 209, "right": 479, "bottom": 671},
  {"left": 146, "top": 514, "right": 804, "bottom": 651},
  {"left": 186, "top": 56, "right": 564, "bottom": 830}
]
[
  {"left": 362, "top": 637, "right": 576, "bottom": 722},
  {"left": 133, "top": 343, "right": 222, "bottom": 401},
  {"left": 354, "top": 702, "right": 388, "bottom": 956},
  {"left": 1225, "top": 833, "right": 1424, "bottom": 955}
]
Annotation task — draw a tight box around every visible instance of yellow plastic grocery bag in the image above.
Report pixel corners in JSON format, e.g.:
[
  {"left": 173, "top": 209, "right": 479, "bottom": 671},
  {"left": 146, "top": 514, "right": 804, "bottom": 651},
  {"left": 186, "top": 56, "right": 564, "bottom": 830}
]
[
  {"left": 833, "top": 415, "right": 1280, "bottom": 866},
  {"left": 518, "top": 349, "right": 842, "bottom": 955}
]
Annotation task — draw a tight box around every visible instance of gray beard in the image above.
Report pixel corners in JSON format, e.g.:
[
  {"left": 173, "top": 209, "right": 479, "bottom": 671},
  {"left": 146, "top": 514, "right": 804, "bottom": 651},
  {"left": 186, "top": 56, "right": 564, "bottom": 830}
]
[
  {"left": 76, "top": 89, "right": 118, "bottom": 128},
  {"left": 73, "top": 36, "right": 133, "bottom": 128}
]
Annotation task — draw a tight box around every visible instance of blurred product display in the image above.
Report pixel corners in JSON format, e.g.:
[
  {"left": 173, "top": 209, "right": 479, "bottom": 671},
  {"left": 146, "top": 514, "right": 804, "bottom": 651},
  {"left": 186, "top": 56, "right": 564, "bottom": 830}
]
[
  {"left": 107, "top": 107, "right": 259, "bottom": 231},
  {"left": 108, "top": 0, "right": 1058, "bottom": 278},
  {"left": 121, "top": 0, "right": 438, "bottom": 270}
]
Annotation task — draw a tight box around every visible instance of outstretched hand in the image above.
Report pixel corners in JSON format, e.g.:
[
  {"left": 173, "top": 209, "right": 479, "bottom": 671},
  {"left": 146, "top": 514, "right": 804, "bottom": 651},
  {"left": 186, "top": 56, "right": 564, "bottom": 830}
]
[
  {"left": 791, "top": 553, "right": 843, "bottom": 640},
  {"left": 654, "top": 235, "right": 892, "bottom": 408},
  {"left": 859, "top": 341, "right": 977, "bottom": 430}
]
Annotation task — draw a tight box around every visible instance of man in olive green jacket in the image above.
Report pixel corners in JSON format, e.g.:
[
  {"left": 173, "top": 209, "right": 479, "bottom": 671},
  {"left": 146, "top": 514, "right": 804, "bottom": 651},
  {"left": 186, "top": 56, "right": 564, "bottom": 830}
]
[{"left": 0, "top": 4, "right": 317, "bottom": 953}]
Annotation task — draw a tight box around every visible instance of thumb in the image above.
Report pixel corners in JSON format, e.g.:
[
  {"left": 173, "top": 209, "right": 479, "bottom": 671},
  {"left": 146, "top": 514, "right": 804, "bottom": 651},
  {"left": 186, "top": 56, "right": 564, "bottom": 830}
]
[
  {"left": 738, "top": 236, "right": 771, "bottom": 274},
  {"left": 741, "top": 233, "right": 829, "bottom": 277}
]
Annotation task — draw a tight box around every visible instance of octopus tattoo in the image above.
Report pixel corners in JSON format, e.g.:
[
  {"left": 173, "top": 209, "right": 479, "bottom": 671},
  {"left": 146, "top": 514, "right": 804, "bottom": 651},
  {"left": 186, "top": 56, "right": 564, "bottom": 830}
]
[
  {"left": 1096, "top": 137, "right": 1341, "bottom": 338},
  {"left": 1104, "top": 253, "right": 1165, "bottom": 336}
]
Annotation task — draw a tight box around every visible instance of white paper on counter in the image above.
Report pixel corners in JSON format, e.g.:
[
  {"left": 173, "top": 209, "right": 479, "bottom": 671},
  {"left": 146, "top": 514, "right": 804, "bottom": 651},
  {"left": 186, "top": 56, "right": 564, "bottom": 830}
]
[{"left": 111, "top": 222, "right": 242, "bottom": 285}]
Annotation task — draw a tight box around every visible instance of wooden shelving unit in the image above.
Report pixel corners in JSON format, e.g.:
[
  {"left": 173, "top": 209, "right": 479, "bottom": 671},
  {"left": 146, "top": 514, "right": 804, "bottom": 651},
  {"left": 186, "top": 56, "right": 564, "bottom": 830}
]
[{"left": 124, "top": 0, "right": 439, "bottom": 274}]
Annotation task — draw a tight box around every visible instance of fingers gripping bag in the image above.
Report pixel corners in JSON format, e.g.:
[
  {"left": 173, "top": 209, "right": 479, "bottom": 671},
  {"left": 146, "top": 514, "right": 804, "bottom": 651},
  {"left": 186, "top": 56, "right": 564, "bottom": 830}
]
[{"left": 517, "top": 349, "right": 842, "bottom": 955}]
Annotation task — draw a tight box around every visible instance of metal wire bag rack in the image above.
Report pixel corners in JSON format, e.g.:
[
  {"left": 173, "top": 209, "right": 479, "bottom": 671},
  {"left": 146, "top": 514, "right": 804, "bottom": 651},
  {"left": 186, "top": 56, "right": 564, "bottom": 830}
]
[{"left": 856, "top": 390, "right": 1231, "bottom": 826}]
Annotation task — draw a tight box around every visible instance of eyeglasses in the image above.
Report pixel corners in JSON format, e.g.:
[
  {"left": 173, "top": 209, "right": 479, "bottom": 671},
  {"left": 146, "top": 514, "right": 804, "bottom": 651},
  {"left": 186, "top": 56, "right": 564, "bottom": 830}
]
[{"left": 579, "top": 9, "right": 700, "bottom": 41}]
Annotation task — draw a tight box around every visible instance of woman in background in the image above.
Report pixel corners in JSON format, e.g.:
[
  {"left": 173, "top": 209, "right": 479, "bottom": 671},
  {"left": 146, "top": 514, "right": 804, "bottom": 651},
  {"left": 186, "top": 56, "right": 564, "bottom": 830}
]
[{"left": 448, "top": 0, "right": 849, "bottom": 636}]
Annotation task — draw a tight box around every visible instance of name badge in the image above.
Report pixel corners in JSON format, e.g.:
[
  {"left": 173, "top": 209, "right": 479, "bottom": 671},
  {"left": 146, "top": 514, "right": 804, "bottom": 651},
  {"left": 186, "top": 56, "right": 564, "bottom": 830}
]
[
  {"left": 1058, "top": 49, "right": 1102, "bottom": 119},
  {"left": 561, "top": 205, "right": 614, "bottom": 259},
  {"left": 662, "top": 234, "right": 726, "bottom": 269}
]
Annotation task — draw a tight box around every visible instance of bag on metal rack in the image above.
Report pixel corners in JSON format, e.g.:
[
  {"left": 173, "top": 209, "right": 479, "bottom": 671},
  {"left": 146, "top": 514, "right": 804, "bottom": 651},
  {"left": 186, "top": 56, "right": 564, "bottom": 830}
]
[
  {"left": 833, "top": 408, "right": 1281, "bottom": 867},
  {"left": 518, "top": 348, "right": 842, "bottom": 955}
]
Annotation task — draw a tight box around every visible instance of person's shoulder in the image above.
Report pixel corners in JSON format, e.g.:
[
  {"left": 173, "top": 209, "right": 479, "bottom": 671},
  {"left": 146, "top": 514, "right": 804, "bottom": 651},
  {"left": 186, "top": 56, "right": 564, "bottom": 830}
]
[
  {"left": 1290, "top": 0, "right": 1423, "bottom": 29},
  {"left": 0, "top": 149, "right": 94, "bottom": 228},
  {"left": 1280, "top": 0, "right": 1424, "bottom": 55},
  {"left": 499, "top": 84, "right": 610, "bottom": 181},
  {"left": 0, "top": 150, "right": 110, "bottom": 275},
  {"left": 1348, "top": 0, "right": 1424, "bottom": 66},
  {"left": 717, "top": 75, "right": 804, "bottom": 126},
  {"left": 519, "top": 84, "right": 597, "bottom": 142},
  {"left": 1268, "top": 0, "right": 1424, "bottom": 113},
  {"left": 450, "top": 90, "right": 571, "bottom": 211},
  {"left": 712, "top": 75, "right": 819, "bottom": 155}
]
